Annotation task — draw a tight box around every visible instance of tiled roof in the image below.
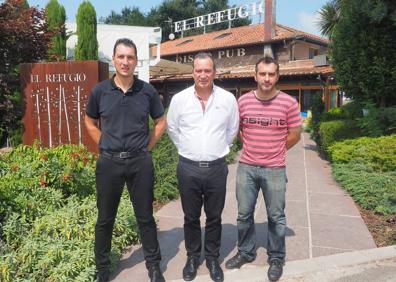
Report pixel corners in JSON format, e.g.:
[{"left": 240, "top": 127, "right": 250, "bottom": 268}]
[
  {"left": 157, "top": 23, "right": 328, "bottom": 56},
  {"left": 150, "top": 60, "right": 334, "bottom": 82}
]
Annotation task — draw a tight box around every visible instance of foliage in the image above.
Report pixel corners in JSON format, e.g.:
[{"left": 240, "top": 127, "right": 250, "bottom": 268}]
[
  {"left": 328, "top": 0, "right": 396, "bottom": 107},
  {"left": 102, "top": 0, "right": 251, "bottom": 42},
  {"left": 225, "top": 139, "right": 241, "bottom": 164},
  {"left": 103, "top": 7, "right": 149, "bottom": 27},
  {"left": 0, "top": 193, "right": 138, "bottom": 282},
  {"left": 317, "top": 0, "right": 342, "bottom": 38},
  {"left": 328, "top": 135, "right": 396, "bottom": 172},
  {"left": 0, "top": 144, "right": 96, "bottom": 223},
  {"left": 45, "top": 0, "right": 66, "bottom": 61},
  {"left": 309, "top": 92, "right": 325, "bottom": 144},
  {"left": 0, "top": 0, "right": 51, "bottom": 145},
  {"left": 329, "top": 135, "right": 396, "bottom": 215},
  {"left": 332, "top": 163, "right": 396, "bottom": 215},
  {"left": 319, "top": 119, "right": 361, "bottom": 152},
  {"left": 75, "top": 0, "right": 98, "bottom": 60},
  {"left": 0, "top": 138, "right": 179, "bottom": 281},
  {"left": 358, "top": 104, "right": 396, "bottom": 137},
  {"left": 151, "top": 133, "right": 179, "bottom": 203}
]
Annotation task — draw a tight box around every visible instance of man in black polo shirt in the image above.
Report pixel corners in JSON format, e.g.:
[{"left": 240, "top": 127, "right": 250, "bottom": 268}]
[{"left": 85, "top": 38, "right": 167, "bottom": 282}]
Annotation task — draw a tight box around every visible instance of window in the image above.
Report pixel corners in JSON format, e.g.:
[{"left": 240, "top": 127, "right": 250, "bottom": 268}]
[
  {"left": 176, "top": 39, "right": 193, "bottom": 46},
  {"left": 213, "top": 32, "right": 232, "bottom": 40},
  {"left": 309, "top": 48, "right": 319, "bottom": 59}
]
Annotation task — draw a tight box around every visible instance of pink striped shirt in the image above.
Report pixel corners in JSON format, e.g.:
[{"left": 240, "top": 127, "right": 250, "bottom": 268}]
[{"left": 238, "top": 90, "right": 302, "bottom": 167}]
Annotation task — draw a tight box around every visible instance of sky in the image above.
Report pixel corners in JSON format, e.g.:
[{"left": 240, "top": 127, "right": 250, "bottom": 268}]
[{"left": 14, "top": 0, "right": 328, "bottom": 36}]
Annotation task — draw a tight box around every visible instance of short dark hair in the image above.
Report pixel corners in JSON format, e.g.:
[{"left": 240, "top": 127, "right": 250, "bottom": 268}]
[
  {"left": 255, "top": 56, "right": 279, "bottom": 73},
  {"left": 193, "top": 52, "right": 216, "bottom": 70},
  {"left": 113, "top": 38, "right": 137, "bottom": 56}
]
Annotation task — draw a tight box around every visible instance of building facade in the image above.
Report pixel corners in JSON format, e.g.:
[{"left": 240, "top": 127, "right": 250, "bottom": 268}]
[{"left": 150, "top": 23, "right": 340, "bottom": 113}]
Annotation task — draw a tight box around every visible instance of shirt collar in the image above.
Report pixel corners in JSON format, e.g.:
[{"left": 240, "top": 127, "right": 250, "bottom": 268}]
[{"left": 111, "top": 75, "right": 143, "bottom": 93}]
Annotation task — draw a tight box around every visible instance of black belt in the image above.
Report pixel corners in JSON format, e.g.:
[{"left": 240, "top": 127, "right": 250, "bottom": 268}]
[
  {"left": 101, "top": 150, "right": 145, "bottom": 159},
  {"left": 179, "top": 155, "right": 225, "bottom": 168}
]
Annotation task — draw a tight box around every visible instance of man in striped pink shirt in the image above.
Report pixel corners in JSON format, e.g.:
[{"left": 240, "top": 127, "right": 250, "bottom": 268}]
[{"left": 225, "top": 57, "right": 302, "bottom": 282}]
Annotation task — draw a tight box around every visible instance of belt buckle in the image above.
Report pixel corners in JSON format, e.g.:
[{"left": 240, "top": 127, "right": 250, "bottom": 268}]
[
  {"left": 199, "top": 161, "right": 209, "bottom": 168},
  {"left": 119, "top": 152, "right": 129, "bottom": 158}
]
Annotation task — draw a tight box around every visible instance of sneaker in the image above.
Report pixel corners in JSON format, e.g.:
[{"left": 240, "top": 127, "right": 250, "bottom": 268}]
[
  {"left": 267, "top": 259, "right": 284, "bottom": 282},
  {"left": 225, "top": 253, "right": 252, "bottom": 269}
]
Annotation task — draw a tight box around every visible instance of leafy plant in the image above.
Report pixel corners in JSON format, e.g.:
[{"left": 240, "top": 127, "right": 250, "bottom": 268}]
[{"left": 319, "top": 119, "right": 361, "bottom": 152}]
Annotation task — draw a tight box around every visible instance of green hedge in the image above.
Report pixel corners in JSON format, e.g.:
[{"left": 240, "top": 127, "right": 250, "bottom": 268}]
[
  {"left": 328, "top": 135, "right": 396, "bottom": 172},
  {"left": 319, "top": 119, "right": 361, "bottom": 152},
  {"left": 328, "top": 135, "right": 396, "bottom": 215}
]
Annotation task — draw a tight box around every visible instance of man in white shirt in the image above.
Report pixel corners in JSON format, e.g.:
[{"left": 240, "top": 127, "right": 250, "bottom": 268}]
[{"left": 167, "top": 53, "right": 239, "bottom": 282}]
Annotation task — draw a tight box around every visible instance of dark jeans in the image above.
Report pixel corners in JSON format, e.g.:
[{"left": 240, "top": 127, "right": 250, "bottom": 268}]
[
  {"left": 177, "top": 157, "right": 228, "bottom": 260},
  {"left": 94, "top": 151, "right": 161, "bottom": 274}
]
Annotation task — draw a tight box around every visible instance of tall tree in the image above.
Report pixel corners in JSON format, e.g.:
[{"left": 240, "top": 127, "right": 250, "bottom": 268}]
[
  {"left": 0, "top": 0, "right": 50, "bottom": 145},
  {"left": 45, "top": 0, "right": 66, "bottom": 61},
  {"left": 326, "top": 0, "right": 396, "bottom": 107},
  {"left": 75, "top": 0, "right": 98, "bottom": 60}
]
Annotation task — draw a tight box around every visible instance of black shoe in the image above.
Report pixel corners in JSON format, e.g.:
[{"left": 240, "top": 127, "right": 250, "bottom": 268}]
[
  {"left": 267, "top": 259, "right": 284, "bottom": 282},
  {"left": 225, "top": 253, "right": 252, "bottom": 269},
  {"left": 206, "top": 259, "right": 224, "bottom": 282},
  {"left": 182, "top": 257, "right": 199, "bottom": 281},
  {"left": 148, "top": 264, "right": 165, "bottom": 282},
  {"left": 95, "top": 270, "right": 110, "bottom": 282}
]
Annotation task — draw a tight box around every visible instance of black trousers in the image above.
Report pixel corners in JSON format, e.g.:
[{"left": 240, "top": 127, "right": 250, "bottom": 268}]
[
  {"left": 177, "top": 157, "right": 228, "bottom": 260},
  {"left": 94, "top": 151, "right": 161, "bottom": 274}
]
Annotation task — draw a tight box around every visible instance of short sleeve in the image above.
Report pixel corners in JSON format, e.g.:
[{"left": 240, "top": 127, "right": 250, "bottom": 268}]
[
  {"left": 85, "top": 87, "right": 100, "bottom": 119},
  {"left": 287, "top": 99, "right": 302, "bottom": 128},
  {"left": 150, "top": 88, "right": 165, "bottom": 119}
]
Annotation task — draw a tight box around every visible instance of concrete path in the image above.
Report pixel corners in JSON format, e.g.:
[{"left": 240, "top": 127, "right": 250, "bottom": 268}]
[{"left": 111, "top": 133, "right": 379, "bottom": 282}]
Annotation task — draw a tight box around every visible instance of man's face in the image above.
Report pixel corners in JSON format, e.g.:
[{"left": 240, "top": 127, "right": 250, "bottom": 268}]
[
  {"left": 112, "top": 44, "right": 137, "bottom": 78},
  {"left": 193, "top": 58, "right": 216, "bottom": 90},
  {"left": 254, "top": 62, "right": 279, "bottom": 93}
]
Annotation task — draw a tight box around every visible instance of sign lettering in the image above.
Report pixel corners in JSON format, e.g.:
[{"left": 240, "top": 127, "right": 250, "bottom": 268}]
[{"left": 174, "top": 1, "right": 264, "bottom": 33}]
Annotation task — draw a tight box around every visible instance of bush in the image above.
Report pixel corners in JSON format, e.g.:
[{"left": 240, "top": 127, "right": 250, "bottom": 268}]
[
  {"left": 0, "top": 137, "right": 180, "bottom": 281},
  {"left": 0, "top": 193, "right": 138, "bottom": 282},
  {"left": 358, "top": 106, "right": 396, "bottom": 137},
  {"left": 319, "top": 119, "right": 361, "bottom": 152},
  {"left": 151, "top": 133, "right": 179, "bottom": 203},
  {"left": 328, "top": 135, "right": 396, "bottom": 172},
  {"left": 332, "top": 163, "right": 396, "bottom": 215},
  {"left": 329, "top": 135, "right": 396, "bottom": 215}
]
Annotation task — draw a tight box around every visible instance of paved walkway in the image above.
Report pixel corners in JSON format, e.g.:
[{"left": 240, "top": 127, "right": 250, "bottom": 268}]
[{"left": 111, "top": 133, "right": 378, "bottom": 281}]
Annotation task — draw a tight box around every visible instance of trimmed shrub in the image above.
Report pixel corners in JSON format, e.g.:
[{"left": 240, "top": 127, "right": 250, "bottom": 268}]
[
  {"left": 328, "top": 135, "right": 396, "bottom": 172},
  {"left": 319, "top": 119, "right": 361, "bottom": 152}
]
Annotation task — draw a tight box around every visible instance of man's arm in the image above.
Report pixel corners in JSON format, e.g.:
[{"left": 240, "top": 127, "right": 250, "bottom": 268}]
[
  {"left": 148, "top": 115, "right": 167, "bottom": 151},
  {"left": 166, "top": 98, "right": 180, "bottom": 148},
  {"left": 226, "top": 98, "right": 240, "bottom": 145},
  {"left": 286, "top": 126, "right": 302, "bottom": 150},
  {"left": 84, "top": 115, "right": 101, "bottom": 145}
]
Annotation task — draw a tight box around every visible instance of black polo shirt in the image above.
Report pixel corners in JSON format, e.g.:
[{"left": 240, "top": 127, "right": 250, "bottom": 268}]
[{"left": 86, "top": 76, "right": 164, "bottom": 152}]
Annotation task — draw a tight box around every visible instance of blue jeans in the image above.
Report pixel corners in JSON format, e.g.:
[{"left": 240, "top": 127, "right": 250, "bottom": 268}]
[{"left": 236, "top": 163, "right": 287, "bottom": 262}]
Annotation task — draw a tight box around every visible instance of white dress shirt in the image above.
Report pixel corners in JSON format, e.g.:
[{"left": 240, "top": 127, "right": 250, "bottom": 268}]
[{"left": 167, "top": 85, "right": 239, "bottom": 161}]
